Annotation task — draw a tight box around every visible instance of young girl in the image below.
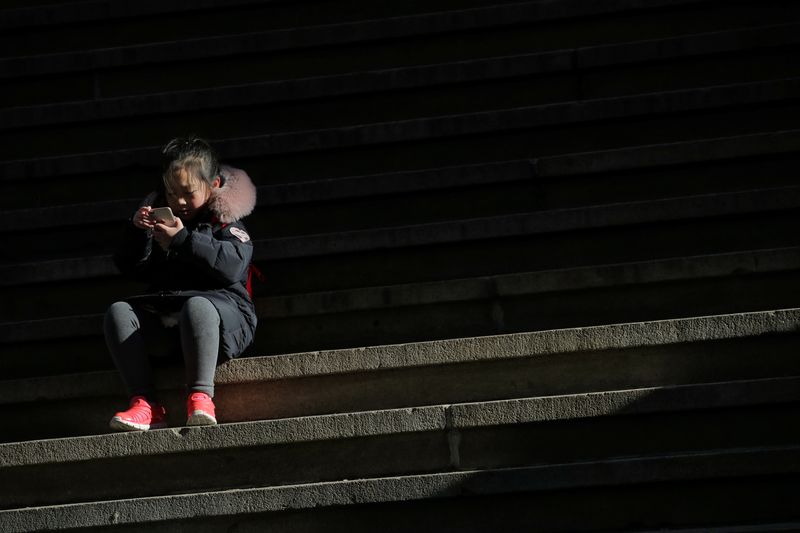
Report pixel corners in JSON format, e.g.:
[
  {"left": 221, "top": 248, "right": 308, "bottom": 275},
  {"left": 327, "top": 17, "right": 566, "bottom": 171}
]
[{"left": 105, "top": 137, "right": 258, "bottom": 431}]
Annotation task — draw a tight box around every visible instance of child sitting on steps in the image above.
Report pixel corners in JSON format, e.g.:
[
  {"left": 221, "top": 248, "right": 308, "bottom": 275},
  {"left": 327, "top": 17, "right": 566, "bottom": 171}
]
[{"left": 105, "top": 137, "right": 258, "bottom": 431}]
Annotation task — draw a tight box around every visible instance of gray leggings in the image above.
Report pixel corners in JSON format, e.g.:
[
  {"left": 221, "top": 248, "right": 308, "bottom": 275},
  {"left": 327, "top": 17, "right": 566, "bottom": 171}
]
[{"left": 104, "top": 297, "right": 221, "bottom": 400}]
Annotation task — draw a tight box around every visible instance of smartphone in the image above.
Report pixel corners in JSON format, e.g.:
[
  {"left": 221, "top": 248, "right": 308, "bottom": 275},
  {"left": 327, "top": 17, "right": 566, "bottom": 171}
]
[{"left": 150, "top": 207, "right": 176, "bottom": 226}]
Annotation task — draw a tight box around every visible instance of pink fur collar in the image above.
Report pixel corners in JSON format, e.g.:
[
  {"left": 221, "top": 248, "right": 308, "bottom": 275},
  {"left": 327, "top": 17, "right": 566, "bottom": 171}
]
[{"left": 207, "top": 165, "right": 257, "bottom": 223}]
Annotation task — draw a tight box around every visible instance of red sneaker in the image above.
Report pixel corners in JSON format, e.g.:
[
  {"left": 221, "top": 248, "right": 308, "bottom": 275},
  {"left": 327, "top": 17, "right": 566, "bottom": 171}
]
[
  {"left": 110, "top": 396, "right": 167, "bottom": 432},
  {"left": 186, "top": 392, "right": 217, "bottom": 426}
]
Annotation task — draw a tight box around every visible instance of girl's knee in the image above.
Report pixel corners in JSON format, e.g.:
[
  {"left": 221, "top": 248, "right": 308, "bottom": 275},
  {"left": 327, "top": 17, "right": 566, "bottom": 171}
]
[
  {"left": 181, "top": 297, "right": 220, "bottom": 325},
  {"left": 104, "top": 301, "right": 142, "bottom": 341},
  {"left": 105, "top": 301, "right": 134, "bottom": 326}
]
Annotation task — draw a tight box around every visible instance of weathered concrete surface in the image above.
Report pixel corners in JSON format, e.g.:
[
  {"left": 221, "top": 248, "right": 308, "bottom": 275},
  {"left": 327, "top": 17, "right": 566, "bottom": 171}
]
[
  {"left": 0, "top": 0, "right": 716, "bottom": 32},
  {"left": 4, "top": 186, "right": 799, "bottom": 287},
  {"left": 260, "top": 247, "right": 800, "bottom": 318},
  {"left": 2, "top": 376, "right": 797, "bottom": 468},
  {"left": 536, "top": 129, "right": 800, "bottom": 178},
  {"left": 0, "top": 0, "right": 274, "bottom": 30},
  {"left": 0, "top": 407, "right": 451, "bottom": 510},
  {"left": 0, "top": 2, "right": 597, "bottom": 78},
  {"left": 3, "top": 246, "right": 797, "bottom": 342},
  {"left": 1, "top": 309, "right": 799, "bottom": 442},
  {"left": 0, "top": 405, "right": 448, "bottom": 468},
  {"left": 2, "top": 76, "right": 797, "bottom": 179},
  {"left": 447, "top": 376, "right": 800, "bottom": 429},
  {"left": 1, "top": 378, "right": 797, "bottom": 510},
  {"left": 3, "top": 308, "right": 799, "bottom": 404},
  {"left": 0, "top": 160, "right": 534, "bottom": 231},
  {"left": 1, "top": 0, "right": 796, "bottom": 530},
  {"left": 575, "top": 20, "right": 800, "bottom": 68},
  {"left": 4, "top": 22, "right": 795, "bottom": 132},
  {"left": 0, "top": 53, "right": 572, "bottom": 131},
  {"left": 218, "top": 309, "right": 800, "bottom": 384},
  {"left": 6, "top": 309, "right": 800, "bottom": 403},
  {"left": 6, "top": 274, "right": 800, "bottom": 386},
  {"left": 1, "top": 445, "right": 798, "bottom": 532},
  {"left": 145, "top": 185, "right": 800, "bottom": 260},
  {"left": 0, "top": 0, "right": 722, "bottom": 79},
  {"left": 5, "top": 126, "right": 798, "bottom": 233},
  {"left": 4, "top": 251, "right": 800, "bottom": 378}
]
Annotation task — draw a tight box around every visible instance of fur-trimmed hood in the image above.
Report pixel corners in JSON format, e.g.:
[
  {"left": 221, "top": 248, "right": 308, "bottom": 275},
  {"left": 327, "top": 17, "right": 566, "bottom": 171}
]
[
  {"left": 141, "top": 164, "right": 257, "bottom": 223},
  {"left": 208, "top": 165, "right": 257, "bottom": 223}
]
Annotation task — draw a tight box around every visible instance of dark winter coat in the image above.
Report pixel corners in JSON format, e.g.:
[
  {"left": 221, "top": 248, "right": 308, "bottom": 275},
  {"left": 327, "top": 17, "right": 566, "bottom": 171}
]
[{"left": 113, "top": 165, "right": 258, "bottom": 359}]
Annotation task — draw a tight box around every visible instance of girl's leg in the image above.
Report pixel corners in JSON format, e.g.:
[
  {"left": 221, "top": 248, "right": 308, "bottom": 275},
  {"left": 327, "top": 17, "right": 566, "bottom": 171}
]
[
  {"left": 104, "top": 301, "right": 174, "bottom": 401},
  {"left": 179, "top": 296, "right": 221, "bottom": 397}
]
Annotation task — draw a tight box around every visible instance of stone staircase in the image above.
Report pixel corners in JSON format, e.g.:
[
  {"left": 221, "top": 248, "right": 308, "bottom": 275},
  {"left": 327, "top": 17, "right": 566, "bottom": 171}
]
[{"left": 1, "top": 0, "right": 800, "bottom": 530}]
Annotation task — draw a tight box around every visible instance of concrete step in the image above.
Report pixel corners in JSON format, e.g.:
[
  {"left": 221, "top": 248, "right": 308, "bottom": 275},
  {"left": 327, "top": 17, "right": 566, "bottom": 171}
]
[
  {"left": 2, "top": 24, "right": 796, "bottom": 162},
  {"left": 2, "top": 193, "right": 798, "bottom": 351},
  {"left": 3, "top": 130, "right": 799, "bottom": 237},
  {"left": 0, "top": 241, "right": 800, "bottom": 336},
  {"left": 0, "top": 377, "right": 798, "bottom": 510},
  {"left": 0, "top": 0, "right": 285, "bottom": 29},
  {"left": 0, "top": 0, "right": 522, "bottom": 57},
  {"left": 2, "top": 246, "right": 800, "bottom": 374},
  {"left": 5, "top": 245, "right": 800, "bottom": 376},
  {"left": 3, "top": 186, "right": 798, "bottom": 288},
  {"left": 4, "top": 76, "right": 798, "bottom": 183},
  {"left": 0, "top": 0, "right": 712, "bottom": 71},
  {"left": 4, "top": 2, "right": 794, "bottom": 529},
  {"left": 3, "top": 22, "right": 797, "bottom": 132},
  {"left": 3, "top": 148, "right": 798, "bottom": 265},
  {"left": 3, "top": 77, "right": 798, "bottom": 214},
  {"left": 639, "top": 523, "right": 800, "bottom": 533},
  {"left": 4, "top": 0, "right": 791, "bottom": 108},
  {"left": 2, "top": 308, "right": 799, "bottom": 440},
  {"left": 2, "top": 444, "right": 799, "bottom": 532},
  {"left": 0, "top": 1, "right": 555, "bottom": 76}
]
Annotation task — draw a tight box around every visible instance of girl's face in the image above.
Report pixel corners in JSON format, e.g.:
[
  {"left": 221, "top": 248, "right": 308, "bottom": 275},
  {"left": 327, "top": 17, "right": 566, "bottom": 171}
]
[{"left": 165, "top": 167, "right": 214, "bottom": 221}]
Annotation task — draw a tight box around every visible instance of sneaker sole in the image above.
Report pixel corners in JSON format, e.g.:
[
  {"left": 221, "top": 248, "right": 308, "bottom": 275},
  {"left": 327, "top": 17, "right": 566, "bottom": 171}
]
[
  {"left": 187, "top": 410, "right": 217, "bottom": 426},
  {"left": 109, "top": 417, "right": 168, "bottom": 432}
]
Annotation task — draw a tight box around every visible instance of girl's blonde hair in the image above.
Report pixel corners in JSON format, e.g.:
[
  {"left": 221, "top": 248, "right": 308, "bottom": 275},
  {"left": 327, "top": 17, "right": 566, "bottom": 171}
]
[{"left": 160, "top": 137, "right": 220, "bottom": 193}]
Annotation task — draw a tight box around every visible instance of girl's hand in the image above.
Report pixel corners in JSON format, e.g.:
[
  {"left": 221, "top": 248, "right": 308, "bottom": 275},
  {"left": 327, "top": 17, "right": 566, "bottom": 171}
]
[
  {"left": 153, "top": 217, "right": 184, "bottom": 250},
  {"left": 132, "top": 206, "right": 155, "bottom": 230}
]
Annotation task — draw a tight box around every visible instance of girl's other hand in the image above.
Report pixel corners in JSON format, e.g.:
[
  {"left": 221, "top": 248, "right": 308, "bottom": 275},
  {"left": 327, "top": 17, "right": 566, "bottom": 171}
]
[
  {"left": 133, "top": 206, "right": 155, "bottom": 230},
  {"left": 153, "top": 216, "right": 184, "bottom": 250}
]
